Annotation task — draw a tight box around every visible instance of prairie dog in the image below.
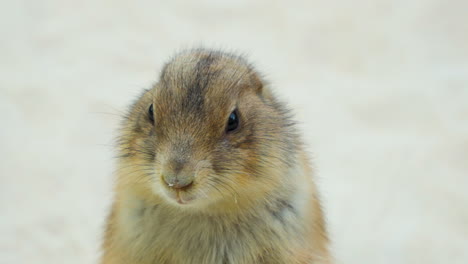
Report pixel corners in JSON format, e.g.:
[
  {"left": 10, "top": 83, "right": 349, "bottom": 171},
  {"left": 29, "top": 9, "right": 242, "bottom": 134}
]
[{"left": 101, "top": 49, "right": 331, "bottom": 264}]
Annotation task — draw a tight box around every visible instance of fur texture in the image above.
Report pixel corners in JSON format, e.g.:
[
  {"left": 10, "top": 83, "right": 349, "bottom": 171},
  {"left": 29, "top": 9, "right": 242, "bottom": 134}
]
[{"left": 101, "top": 49, "right": 331, "bottom": 264}]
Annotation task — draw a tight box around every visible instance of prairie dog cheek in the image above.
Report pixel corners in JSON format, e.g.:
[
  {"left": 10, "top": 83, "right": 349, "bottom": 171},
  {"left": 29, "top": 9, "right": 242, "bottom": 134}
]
[{"left": 193, "top": 159, "right": 213, "bottom": 179}]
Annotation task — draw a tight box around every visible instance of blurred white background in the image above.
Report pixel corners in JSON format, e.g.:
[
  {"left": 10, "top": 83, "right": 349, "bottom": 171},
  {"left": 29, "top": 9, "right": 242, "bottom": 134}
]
[{"left": 1, "top": 0, "right": 467, "bottom": 263}]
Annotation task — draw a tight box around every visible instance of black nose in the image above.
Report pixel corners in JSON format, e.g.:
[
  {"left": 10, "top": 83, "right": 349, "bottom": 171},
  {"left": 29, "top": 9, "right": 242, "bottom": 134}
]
[{"left": 162, "top": 173, "right": 193, "bottom": 189}]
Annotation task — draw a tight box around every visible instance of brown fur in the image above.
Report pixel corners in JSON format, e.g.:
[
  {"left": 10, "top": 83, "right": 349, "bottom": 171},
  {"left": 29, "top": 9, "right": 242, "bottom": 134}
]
[{"left": 101, "top": 49, "right": 332, "bottom": 264}]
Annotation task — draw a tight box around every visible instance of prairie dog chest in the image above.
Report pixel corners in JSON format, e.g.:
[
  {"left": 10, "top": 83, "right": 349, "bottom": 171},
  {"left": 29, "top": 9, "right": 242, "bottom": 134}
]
[{"left": 118, "top": 197, "right": 304, "bottom": 264}]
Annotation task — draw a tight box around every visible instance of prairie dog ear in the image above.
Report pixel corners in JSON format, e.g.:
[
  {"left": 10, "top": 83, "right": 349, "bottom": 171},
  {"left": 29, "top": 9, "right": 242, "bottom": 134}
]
[{"left": 249, "top": 70, "right": 264, "bottom": 95}]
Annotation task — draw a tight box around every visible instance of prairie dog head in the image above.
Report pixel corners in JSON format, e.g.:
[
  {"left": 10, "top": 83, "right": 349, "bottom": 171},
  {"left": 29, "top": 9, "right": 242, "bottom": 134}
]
[{"left": 118, "top": 49, "right": 298, "bottom": 210}]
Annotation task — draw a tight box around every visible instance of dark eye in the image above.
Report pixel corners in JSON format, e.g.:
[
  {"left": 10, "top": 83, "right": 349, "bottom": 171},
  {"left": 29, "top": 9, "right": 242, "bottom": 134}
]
[
  {"left": 226, "top": 110, "right": 239, "bottom": 133},
  {"left": 148, "top": 104, "right": 154, "bottom": 123}
]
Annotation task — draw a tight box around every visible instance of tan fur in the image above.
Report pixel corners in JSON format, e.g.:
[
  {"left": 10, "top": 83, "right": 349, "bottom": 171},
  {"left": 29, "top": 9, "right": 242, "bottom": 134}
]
[{"left": 101, "top": 49, "right": 332, "bottom": 264}]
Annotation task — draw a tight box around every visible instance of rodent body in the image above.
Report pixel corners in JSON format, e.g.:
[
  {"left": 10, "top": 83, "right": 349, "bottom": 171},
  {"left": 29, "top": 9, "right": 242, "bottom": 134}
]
[{"left": 101, "top": 49, "right": 331, "bottom": 264}]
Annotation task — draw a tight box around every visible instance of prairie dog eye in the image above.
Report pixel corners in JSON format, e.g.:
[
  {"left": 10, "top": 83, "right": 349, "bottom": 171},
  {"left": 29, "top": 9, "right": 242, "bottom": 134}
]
[
  {"left": 148, "top": 104, "right": 154, "bottom": 123},
  {"left": 226, "top": 109, "right": 239, "bottom": 133}
]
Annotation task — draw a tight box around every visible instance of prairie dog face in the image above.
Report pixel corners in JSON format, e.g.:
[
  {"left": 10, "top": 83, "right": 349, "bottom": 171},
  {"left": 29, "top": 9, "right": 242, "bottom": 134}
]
[{"left": 119, "top": 50, "right": 297, "bottom": 210}]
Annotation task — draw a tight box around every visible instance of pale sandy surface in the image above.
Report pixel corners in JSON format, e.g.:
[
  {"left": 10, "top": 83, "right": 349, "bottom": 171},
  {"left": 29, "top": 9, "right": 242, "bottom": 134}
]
[{"left": 1, "top": 1, "right": 467, "bottom": 263}]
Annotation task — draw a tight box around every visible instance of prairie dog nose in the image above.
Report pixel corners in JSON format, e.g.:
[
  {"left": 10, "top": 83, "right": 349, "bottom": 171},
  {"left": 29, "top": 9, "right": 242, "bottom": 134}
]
[{"left": 162, "top": 172, "right": 193, "bottom": 189}]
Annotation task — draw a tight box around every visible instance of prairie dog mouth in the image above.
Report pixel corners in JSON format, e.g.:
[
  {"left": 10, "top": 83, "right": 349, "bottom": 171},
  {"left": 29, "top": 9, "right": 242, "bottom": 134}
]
[
  {"left": 164, "top": 188, "right": 195, "bottom": 205},
  {"left": 176, "top": 190, "right": 187, "bottom": 204}
]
